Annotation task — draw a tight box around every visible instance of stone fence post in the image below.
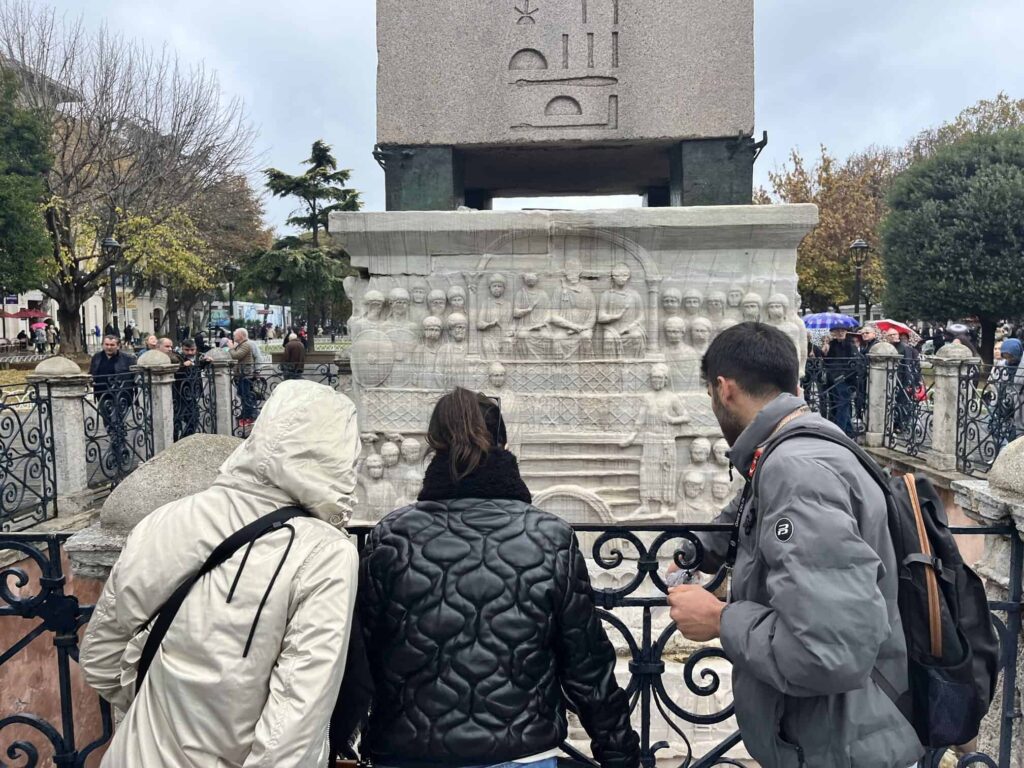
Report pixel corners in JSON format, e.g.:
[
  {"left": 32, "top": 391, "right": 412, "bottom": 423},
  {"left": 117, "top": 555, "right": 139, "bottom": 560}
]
[
  {"left": 210, "top": 359, "right": 235, "bottom": 436},
  {"left": 928, "top": 343, "right": 978, "bottom": 472},
  {"left": 134, "top": 351, "right": 179, "bottom": 455},
  {"left": 27, "top": 357, "right": 92, "bottom": 503},
  {"left": 865, "top": 341, "right": 899, "bottom": 448}
]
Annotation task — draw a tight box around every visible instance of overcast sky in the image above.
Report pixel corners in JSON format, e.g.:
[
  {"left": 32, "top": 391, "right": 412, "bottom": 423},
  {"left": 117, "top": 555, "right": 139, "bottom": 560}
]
[{"left": 40, "top": 0, "right": 1024, "bottom": 230}]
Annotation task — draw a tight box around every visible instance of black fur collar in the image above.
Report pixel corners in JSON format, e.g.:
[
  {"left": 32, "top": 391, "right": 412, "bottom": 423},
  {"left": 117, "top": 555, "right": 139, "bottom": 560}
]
[{"left": 418, "top": 448, "right": 533, "bottom": 505}]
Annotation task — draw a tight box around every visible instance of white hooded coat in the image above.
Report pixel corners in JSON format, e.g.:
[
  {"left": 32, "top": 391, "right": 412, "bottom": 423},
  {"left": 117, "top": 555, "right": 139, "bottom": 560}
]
[{"left": 81, "top": 380, "right": 362, "bottom": 768}]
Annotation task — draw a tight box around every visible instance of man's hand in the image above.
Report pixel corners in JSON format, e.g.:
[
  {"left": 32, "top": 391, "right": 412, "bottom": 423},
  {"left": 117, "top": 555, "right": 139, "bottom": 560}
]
[{"left": 668, "top": 585, "right": 725, "bottom": 642}]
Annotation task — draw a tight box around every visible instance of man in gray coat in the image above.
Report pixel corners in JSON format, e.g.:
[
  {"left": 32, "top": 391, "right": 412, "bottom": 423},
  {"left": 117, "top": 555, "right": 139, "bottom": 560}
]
[{"left": 668, "top": 322, "right": 922, "bottom": 768}]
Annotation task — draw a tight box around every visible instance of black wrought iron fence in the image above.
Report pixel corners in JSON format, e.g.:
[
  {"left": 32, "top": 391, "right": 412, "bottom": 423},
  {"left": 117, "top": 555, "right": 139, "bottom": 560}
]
[
  {"left": 802, "top": 356, "right": 869, "bottom": 440},
  {"left": 0, "top": 533, "right": 112, "bottom": 767},
  {"left": 0, "top": 384, "right": 56, "bottom": 532},
  {"left": 884, "top": 358, "right": 934, "bottom": 458},
  {"left": 83, "top": 370, "right": 154, "bottom": 489},
  {"left": 172, "top": 363, "right": 217, "bottom": 441},
  {"left": 2, "top": 523, "right": 1019, "bottom": 768},
  {"left": 957, "top": 362, "right": 1023, "bottom": 477},
  {"left": 231, "top": 363, "right": 342, "bottom": 437}
]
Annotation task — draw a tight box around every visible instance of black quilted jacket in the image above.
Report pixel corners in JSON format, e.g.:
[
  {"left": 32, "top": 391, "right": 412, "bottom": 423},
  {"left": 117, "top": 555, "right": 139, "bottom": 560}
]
[{"left": 357, "top": 450, "right": 639, "bottom": 768}]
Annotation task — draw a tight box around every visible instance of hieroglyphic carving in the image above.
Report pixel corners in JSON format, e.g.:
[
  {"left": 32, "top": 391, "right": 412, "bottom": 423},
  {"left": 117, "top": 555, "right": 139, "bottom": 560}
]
[{"left": 515, "top": 0, "right": 538, "bottom": 24}]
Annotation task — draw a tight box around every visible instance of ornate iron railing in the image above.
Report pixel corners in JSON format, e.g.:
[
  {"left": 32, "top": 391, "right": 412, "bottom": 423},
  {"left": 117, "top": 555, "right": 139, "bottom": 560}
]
[
  {"left": 884, "top": 358, "right": 934, "bottom": 458},
  {"left": 957, "top": 363, "right": 1023, "bottom": 477},
  {"left": 802, "top": 356, "right": 869, "bottom": 440},
  {"left": 0, "top": 533, "right": 112, "bottom": 767},
  {"left": 172, "top": 363, "right": 217, "bottom": 441},
  {"left": 2, "top": 523, "right": 1019, "bottom": 768},
  {"left": 231, "top": 363, "right": 342, "bottom": 437},
  {"left": 0, "top": 385, "right": 56, "bottom": 532},
  {"left": 83, "top": 371, "right": 154, "bottom": 489}
]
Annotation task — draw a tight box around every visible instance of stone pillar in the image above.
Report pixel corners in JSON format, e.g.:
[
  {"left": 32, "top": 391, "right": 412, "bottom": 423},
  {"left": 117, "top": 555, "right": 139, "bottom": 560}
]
[
  {"left": 211, "top": 359, "right": 235, "bottom": 436},
  {"left": 928, "top": 343, "right": 978, "bottom": 472},
  {"left": 645, "top": 277, "right": 662, "bottom": 354},
  {"left": 865, "top": 341, "right": 899, "bottom": 448},
  {"left": 27, "top": 357, "right": 91, "bottom": 501},
  {"left": 134, "top": 351, "right": 178, "bottom": 455}
]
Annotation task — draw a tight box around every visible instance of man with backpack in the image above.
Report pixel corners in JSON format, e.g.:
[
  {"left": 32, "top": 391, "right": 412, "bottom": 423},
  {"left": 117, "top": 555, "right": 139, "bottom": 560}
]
[{"left": 667, "top": 322, "right": 924, "bottom": 768}]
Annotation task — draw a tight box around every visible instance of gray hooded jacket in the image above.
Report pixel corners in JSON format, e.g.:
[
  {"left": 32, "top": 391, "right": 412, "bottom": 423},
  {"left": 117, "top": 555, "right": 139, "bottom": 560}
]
[{"left": 699, "top": 393, "right": 923, "bottom": 768}]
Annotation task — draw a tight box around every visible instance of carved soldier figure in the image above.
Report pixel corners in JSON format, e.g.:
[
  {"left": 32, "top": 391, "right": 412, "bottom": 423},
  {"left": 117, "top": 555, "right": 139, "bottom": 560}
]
[
  {"left": 349, "top": 289, "right": 386, "bottom": 339},
  {"left": 741, "top": 293, "right": 764, "bottom": 323},
  {"left": 358, "top": 453, "right": 398, "bottom": 522},
  {"left": 712, "top": 437, "right": 730, "bottom": 467},
  {"left": 705, "top": 291, "right": 731, "bottom": 331},
  {"left": 385, "top": 287, "right": 421, "bottom": 386},
  {"left": 379, "top": 441, "right": 402, "bottom": 485},
  {"left": 446, "top": 285, "right": 468, "bottom": 318},
  {"left": 477, "top": 273, "right": 515, "bottom": 359},
  {"left": 513, "top": 272, "right": 552, "bottom": 359},
  {"left": 689, "top": 437, "right": 712, "bottom": 470},
  {"left": 597, "top": 262, "right": 646, "bottom": 359},
  {"left": 427, "top": 290, "right": 448, "bottom": 321},
  {"left": 663, "top": 317, "right": 699, "bottom": 390},
  {"left": 548, "top": 258, "right": 596, "bottom": 360},
  {"left": 395, "top": 437, "right": 425, "bottom": 506},
  {"left": 437, "top": 312, "right": 471, "bottom": 388},
  {"left": 712, "top": 473, "right": 733, "bottom": 505},
  {"left": 620, "top": 363, "right": 691, "bottom": 519},
  {"left": 411, "top": 315, "right": 445, "bottom": 388}
]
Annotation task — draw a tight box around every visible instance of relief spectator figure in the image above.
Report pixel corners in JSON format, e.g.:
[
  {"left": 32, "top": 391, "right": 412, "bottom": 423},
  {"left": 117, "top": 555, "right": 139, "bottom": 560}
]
[
  {"left": 411, "top": 316, "right": 445, "bottom": 389},
  {"left": 711, "top": 473, "right": 733, "bottom": 506},
  {"left": 726, "top": 285, "right": 746, "bottom": 320},
  {"left": 350, "top": 290, "right": 386, "bottom": 339},
  {"left": 766, "top": 293, "right": 806, "bottom": 370},
  {"left": 358, "top": 453, "right": 398, "bottom": 522},
  {"left": 409, "top": 281, "right": 430, "bottom": 325},
  {"left": 689, "top": 437, "right": 712, "bottom": 472},
  {"left": 486, "top": 361, "right": 522, "bottom": 456},
  {"left": 664, "top": 317, "right": 699, "bottom": 390},
  {"left": 597, "top": 262, "right": 646, "bottom": 359},
  {"left": 380, "top": 441, "right": 402, "bottom": 485},
  {"left": 549, "top": 258, "right": 597, "bottom": 360},
  {"left": 682, "top": 288, "right": 703, "bottom": 320},
  {"left": 427, "top": 290, "right": 448, "bottom": 325},
  {"left": 620, "top": 363, "right": 691, "bottom": 519},
  {"left": 705, "top": 291, "right": 733, "bottom": 332},
  {"left": 477, "top": 273, "right": 515, "bottom": 359},
  {"left": 437, "top": 312, "right": 471, "bottom": 388},
  {"left": 680, "top": 471, "right": 711, "bottom": 523},
  {"left": 741, "top": 293, "right": 763, "bottom": 323},
  {"left": 513, "top": 272, "right": 552, "bottom": 359},
  {"left": 659, "top": 288, "right": 683, "bottom": 346},
  {"left": 689, "top": 317, "right": 714, "bottom": 357},
  {"left": 712, "top": 437, "right": 730, "bottom": 467}
]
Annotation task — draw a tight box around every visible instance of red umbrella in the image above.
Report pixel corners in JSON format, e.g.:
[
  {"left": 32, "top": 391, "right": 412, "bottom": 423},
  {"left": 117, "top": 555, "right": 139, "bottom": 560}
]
[
  {"left": 875, "top": 319, "right": 921, "bottom": 346},
  {"left": 5, "top": 308, "right": 49, "bottom": 319}
]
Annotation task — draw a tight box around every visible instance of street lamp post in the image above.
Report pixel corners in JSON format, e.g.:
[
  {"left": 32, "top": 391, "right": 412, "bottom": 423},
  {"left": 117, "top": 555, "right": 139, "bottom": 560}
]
[
  {"left": 849, "top": 238, "right": 870, "bottom": 323},
  {"left": 102, "top": 237, "right": 122, "bottom": 336},
  {"left": 224, "top": 265, "right": 240, "bottom": 329}
]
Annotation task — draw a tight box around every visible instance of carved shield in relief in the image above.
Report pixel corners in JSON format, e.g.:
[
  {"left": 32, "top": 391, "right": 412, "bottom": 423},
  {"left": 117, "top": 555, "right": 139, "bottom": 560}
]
[{"left": 351, "top": 329, "right": 395, "bottom": 387}]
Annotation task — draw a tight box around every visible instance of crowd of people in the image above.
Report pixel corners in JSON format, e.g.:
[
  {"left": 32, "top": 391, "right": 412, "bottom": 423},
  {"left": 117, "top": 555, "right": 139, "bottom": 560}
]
[{"left": 78, "top": 322, "right": 977, "bottom": 768}]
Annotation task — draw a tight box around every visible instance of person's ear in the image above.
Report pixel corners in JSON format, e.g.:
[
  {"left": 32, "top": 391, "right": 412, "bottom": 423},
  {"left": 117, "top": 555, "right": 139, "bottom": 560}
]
[{"left": 715, "top": 376, "right": 739, "bottom": 406}]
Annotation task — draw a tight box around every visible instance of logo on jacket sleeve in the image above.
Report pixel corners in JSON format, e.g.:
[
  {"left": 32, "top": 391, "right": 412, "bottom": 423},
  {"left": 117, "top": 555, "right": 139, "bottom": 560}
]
[{"left": 775, "top": 518, "right": 794, "bottom": 542}]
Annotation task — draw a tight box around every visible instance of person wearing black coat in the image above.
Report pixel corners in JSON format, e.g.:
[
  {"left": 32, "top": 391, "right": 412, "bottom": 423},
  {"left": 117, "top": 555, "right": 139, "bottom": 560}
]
[
  {"left": 823, "top": 327, "right": 859, "bottom": 437},
  {"left": 347, "top": 388, "right": 640, "bottom": 768}
]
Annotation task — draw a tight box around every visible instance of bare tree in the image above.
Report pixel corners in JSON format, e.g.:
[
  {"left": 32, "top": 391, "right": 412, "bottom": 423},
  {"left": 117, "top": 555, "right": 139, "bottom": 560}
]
[{"left": 0, "top": 1, "right": 257, "bottom": 353}]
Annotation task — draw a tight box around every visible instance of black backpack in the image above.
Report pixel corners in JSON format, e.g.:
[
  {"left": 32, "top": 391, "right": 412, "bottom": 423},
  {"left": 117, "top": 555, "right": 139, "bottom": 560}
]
[{"left": 749, "top": 426, "right": 1000, "bottom": 749}]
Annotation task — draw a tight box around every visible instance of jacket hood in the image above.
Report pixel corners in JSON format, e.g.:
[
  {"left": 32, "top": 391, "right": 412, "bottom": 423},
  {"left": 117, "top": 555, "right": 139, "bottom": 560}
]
[
  {"left": 217, "top": 380, "right": 361, "bottom": 527},
  {"left": 727, "top": 392, "right": 808, "bottom": 478}
]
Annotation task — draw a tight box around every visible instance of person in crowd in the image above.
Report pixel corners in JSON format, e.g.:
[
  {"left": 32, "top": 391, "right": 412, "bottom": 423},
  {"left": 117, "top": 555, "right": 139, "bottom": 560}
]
[
  {"left": 991, "top": 337, "right": 1024, "bottom": 447},
  {"left": 89, "top": 335, "right": 137, "bottom": 432},
  {"left": 859, "top": 326, "right": 878, "bottom": 355},
  {"left": 105, "top": 320, "right": 117, "bottom": 338},
  {"left": 93, "top": 324, "right": 102, "bottom": 344},
  {"left": 348, "top": 388, "right": 640, "bottom": 768},
  {"left": 81, "top": 381, "right": 361, "bottom": 768},
  {"left": 282, "top": 332, "right": 306, "bottom": 380},
  {"left": 45, "top": 323, "right": 58, "bottom": 353},
  {"left": 823, "top": 325, "right": 858, "bottom": 437},
  {"left": 227, "top": 328, "right": 259, "bottom": 427},
  {"left": 885, "top": 328, "right": 922, "bottom": 431},
  {"left": 137, "top": 335, "right": 158, "bottom": 358},
  {"left": 948, "top": 323, "right": 980, "bottom": 356},
  {"left": 172, "top": 339, "right": 204, "bottom": 440},
  {"left": 666, "top": 322, "right": 922, "bottom": 768},
  {"left": 32, "top": 325, "right": 47, "bottom": 353},
  {"left": 122, "top": 324, "right": 133, "bottom": 347},
  {"left": 16, "top": 328, "right": 28, "bottom": 349}
]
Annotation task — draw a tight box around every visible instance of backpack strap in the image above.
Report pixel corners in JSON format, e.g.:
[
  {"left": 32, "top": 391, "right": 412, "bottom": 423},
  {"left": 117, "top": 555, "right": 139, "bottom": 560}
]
[{"left": 135, "top": 505, "right": 309, "bottom": 691}]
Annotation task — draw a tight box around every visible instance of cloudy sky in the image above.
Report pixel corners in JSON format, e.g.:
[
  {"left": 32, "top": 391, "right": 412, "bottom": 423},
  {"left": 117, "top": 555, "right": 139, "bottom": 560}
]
[{"left": 39, "top": 0, "right": 1024, "bottom": 231}]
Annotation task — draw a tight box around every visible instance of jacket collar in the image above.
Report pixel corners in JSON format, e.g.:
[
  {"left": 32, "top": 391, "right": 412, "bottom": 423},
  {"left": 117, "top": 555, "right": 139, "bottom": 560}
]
[
  {"left": 727, "top": 393, "right": 809, "bottom": 479},
  {"left": 419, "top": 448, "right": 533, "bottom": 505}
]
